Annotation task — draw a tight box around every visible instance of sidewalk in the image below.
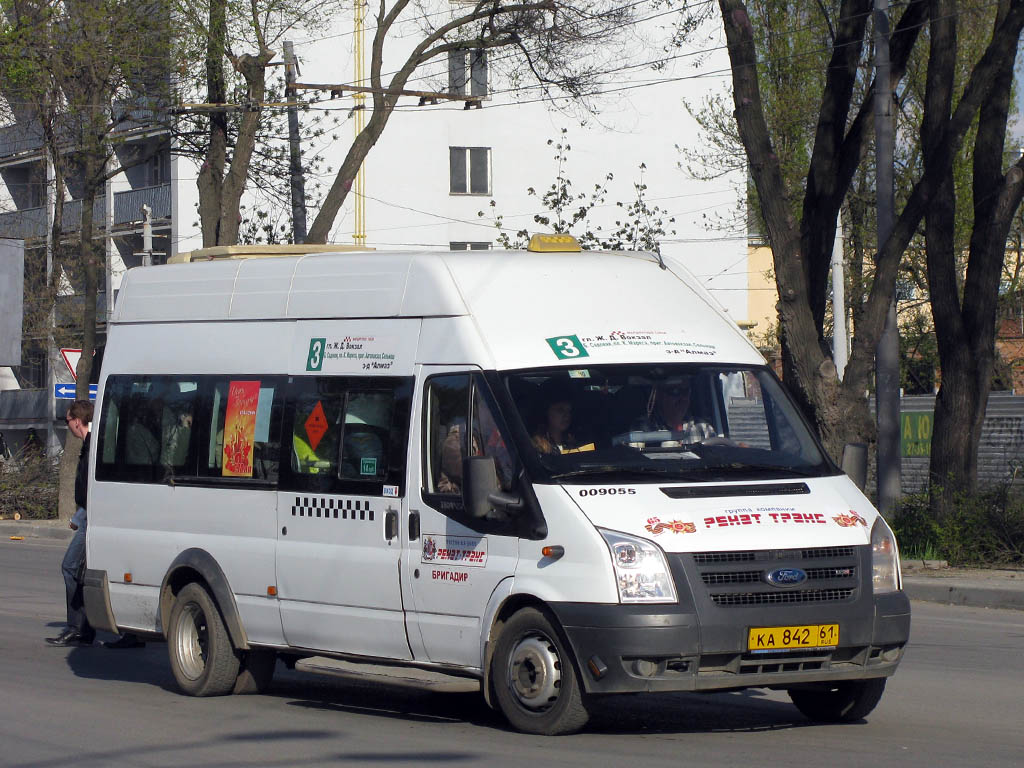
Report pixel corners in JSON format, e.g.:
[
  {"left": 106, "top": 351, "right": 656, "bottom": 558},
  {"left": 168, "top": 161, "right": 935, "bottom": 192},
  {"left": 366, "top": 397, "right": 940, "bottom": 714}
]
[{"left": 4, "top": 519, "right": 1023, "bottom": 611}]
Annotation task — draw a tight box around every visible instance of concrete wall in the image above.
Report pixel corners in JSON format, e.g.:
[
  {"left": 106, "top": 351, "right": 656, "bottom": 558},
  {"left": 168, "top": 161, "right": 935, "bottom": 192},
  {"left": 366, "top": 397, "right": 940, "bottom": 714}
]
[{"left": 900, "top": 393, "right": 1024, "bottom": 493}]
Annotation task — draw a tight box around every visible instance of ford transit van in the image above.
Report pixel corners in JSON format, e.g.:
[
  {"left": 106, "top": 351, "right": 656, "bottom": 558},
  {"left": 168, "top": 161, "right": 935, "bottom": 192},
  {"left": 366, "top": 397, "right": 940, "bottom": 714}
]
[{"left": 83, "top": 238, "right": 910, "bottom": 734}]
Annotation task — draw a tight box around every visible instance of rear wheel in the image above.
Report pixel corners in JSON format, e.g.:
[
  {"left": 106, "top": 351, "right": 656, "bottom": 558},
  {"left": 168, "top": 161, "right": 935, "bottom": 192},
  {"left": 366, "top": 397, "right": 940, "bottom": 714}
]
[
  {"left": 788, "top": 678, "right": 887, "bottom": 722},
  {"left": 491, "top": 607, "right": 589, "bottom": 735},
  {"left": 167, "top": 582, "right": 240, "bottom": 696}
]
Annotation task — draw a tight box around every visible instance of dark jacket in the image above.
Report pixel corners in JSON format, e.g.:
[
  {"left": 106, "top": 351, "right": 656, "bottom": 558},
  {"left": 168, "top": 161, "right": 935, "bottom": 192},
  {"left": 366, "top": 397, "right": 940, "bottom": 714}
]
[{"left": 75, "top": 433, "right": 90, "bottom": 510}]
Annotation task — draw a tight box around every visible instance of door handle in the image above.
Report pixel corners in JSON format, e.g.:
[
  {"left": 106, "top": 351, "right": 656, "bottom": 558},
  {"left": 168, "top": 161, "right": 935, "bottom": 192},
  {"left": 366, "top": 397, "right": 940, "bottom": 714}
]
[
  {"left": 408, "top": 510, "right": 420, "bottom": 541},
  {"left": 385, "top": 510, "right": 398, "bottom": 540}
]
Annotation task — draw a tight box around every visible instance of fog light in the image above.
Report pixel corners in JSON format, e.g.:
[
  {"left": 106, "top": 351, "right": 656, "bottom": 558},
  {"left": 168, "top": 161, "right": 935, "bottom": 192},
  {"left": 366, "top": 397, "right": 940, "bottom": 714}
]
[{"left": 631, "top": 659, "right": 659, "bottom": 677}]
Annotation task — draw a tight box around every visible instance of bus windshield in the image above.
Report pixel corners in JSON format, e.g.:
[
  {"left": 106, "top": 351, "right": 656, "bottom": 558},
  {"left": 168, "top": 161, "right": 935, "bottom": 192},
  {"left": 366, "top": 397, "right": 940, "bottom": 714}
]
[{"left": 501, "top": 364, "right": 834, "bottom": 483}]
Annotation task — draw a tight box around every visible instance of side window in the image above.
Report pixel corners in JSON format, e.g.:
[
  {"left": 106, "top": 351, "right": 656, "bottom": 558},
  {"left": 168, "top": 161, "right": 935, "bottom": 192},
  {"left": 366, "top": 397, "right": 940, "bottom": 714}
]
[
  {"left": 341, "top": 391, "right": 394, "bottom": 479},
  {"left": 425, "top": 374, "right": 471, "bottom": 495},
  {"left": 200, "top": 378, "right": 283, "bottom": 482},
  {"left": 96, "top": 375, "right": 200, "bottom": 483},
  {"left": 289, "top": 380, "right": 345, "bottom": 478},
  {"left": 423, "top": 372, "right": 520, "bottom": 517},
  {"left": 279, "top": 376, "right": 410, "bottom": 495},
  {"left": 473, "top": 381, "right": 515, "bottom": 492}
]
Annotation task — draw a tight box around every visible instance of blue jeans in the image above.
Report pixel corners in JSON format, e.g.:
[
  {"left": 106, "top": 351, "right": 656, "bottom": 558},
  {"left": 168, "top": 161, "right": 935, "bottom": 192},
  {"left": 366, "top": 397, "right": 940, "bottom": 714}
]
[{"left": 60, "top": 509, "right": 92, "bottom": 638}]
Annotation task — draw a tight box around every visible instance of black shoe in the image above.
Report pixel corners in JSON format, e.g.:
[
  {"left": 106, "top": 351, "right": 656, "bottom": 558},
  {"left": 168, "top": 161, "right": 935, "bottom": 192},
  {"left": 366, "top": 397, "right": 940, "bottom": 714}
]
[
  {"left": 103, "top": 634, "right": 145, "bottom": 649},
  {"left": 45, "top": 629, "right": 91, "bottom": 647}
]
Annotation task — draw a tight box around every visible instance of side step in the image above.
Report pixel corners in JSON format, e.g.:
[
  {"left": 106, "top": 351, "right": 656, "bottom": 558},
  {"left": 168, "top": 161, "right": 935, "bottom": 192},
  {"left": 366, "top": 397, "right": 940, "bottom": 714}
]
[{"left": 295, "top": 656, "right": 481, "bottom": 694}]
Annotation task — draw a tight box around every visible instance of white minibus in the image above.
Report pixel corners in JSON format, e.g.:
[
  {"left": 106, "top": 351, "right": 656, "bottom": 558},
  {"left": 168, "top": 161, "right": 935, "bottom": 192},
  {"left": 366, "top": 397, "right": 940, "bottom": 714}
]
[{"left": 83, "top": 238, "right": 909, "bottom": 734}]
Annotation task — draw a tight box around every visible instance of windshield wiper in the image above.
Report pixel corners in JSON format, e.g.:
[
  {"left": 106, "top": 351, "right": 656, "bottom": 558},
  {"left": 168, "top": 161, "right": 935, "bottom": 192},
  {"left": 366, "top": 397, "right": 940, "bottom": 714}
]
[
  {"left": 550, "top": 465, "right": 703, "bottom": 481},
  {"left": 695, "top": 461, "right": 821, "bottom": 477}
]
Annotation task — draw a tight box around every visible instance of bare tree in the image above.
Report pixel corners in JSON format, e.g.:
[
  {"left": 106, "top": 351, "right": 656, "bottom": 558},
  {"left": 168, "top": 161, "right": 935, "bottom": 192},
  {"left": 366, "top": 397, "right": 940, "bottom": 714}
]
[
  {"left": 171, "top": 0, "right": 343, "bottom": 246},
  {"left": 305, "top": 0, "right": 636, "bottom": 243}
]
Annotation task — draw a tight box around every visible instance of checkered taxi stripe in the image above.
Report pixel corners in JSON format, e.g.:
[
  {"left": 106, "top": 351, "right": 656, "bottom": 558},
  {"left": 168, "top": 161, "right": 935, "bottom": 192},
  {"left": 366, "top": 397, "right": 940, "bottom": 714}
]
[{"left": 291, "top": 497, "right": 374, "bottom": 521}]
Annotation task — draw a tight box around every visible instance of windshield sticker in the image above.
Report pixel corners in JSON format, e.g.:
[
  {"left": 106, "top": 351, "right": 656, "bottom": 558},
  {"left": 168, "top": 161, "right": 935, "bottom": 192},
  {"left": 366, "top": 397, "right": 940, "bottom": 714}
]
[
  {"left": 833, "top": 511, "right": 868, "bottom": 527},
  {"left": 421, "top": 535, "right": 488, "bottom": 567},
  {"left": 546, "top": 330, "right": 718, "bottom": 359},
  {"left": 568, "top": 369, "right": 591, "bottom": 379},
  {"left": 359, "top": 457, "right": 378, "bottom": 476},
  {"left": 645, "top": 517, "right": 697, "bottom": 535}
]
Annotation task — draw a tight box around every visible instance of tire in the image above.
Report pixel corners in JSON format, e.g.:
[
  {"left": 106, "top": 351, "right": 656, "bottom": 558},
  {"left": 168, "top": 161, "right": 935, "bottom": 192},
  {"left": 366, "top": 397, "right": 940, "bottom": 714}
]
[
  {"left": 788, "top": 677, "right": 887, "bottom": 723},
  {"left": 167, "top": 582, "right": 240, "bottom": 697},
  {"left": 233, "top": 649, "right": 277, "bottom": 694},
  {"left": 490, "top": 607, "right": 590, "bottom": 735}
]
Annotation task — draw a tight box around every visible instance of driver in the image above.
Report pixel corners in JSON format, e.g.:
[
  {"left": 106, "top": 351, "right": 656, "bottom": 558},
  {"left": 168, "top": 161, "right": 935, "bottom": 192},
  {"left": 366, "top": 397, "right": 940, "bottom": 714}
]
[{"left": 635, "top": 377, "right": 716, "bottom": 445}]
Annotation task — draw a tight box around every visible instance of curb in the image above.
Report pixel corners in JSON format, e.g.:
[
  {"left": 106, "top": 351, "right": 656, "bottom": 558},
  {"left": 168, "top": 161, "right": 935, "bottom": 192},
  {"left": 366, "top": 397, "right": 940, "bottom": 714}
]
[
  {"left": 0, "top": 520, "right": 72, "bottom": 542},
  {"left": 902, "top": 577, "right": 1024, "bottom": 612}
]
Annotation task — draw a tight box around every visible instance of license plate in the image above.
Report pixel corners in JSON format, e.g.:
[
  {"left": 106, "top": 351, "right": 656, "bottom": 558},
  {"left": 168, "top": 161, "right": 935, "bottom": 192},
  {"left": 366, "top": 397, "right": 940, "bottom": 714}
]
[{"left": 747, "top": 624, "right": 839, "bottom": 652}]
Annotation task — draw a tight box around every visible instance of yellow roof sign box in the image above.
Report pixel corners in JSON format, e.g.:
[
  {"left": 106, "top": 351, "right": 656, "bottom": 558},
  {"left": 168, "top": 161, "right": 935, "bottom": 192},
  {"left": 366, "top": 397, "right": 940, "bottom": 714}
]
[{"left": 527, "top": 233, "right": 582, "bottom": 253}]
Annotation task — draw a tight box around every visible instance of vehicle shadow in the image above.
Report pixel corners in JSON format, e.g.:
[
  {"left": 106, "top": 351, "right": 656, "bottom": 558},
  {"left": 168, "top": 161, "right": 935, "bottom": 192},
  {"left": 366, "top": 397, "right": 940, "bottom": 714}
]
[
  {"left": 66, "top": 646, "right": 826, "bottom": 736},
  {"left": 64, "top": 638, "right": 179, "bottom": 691}
]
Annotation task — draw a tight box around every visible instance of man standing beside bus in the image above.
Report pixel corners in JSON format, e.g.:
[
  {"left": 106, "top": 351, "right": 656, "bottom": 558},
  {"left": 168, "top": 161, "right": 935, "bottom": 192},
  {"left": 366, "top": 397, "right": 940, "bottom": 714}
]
[{"left": 46, "top": 400, "right": 95, "bottom": 647}]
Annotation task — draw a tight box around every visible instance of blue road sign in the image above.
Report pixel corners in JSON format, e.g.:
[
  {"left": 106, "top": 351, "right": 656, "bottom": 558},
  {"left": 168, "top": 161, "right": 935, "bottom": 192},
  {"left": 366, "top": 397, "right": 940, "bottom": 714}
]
[{"left": 55, "top": 383, "right": 97, "bottom": 400}]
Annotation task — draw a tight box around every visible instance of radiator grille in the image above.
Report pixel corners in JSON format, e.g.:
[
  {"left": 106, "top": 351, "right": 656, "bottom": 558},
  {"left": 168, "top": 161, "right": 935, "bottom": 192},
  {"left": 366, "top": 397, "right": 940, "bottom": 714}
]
[
  {"left": 686, "top": 546, "right": 862, "bottom": 608},
  {"left": 710, "top": 588, "right": 855, "bottom": 606}
]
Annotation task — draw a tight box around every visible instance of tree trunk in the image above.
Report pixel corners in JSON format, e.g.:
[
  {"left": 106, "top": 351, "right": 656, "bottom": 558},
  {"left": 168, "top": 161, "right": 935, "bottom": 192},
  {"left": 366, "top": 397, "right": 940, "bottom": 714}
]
[
  {"left": 720, "top": 0, "right": 1024, "bottom": 477},
  {"left": 926, "top": 0, "right": 1024, "bottom": 518},
  {"left": 197, "top": 0, "right": 228, "bottom": 246}
]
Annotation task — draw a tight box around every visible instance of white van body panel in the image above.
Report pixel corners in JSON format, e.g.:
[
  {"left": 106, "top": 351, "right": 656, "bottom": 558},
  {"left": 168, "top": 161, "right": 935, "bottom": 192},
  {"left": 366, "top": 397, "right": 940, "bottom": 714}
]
[
  {"left": 568, "top": 477, "right": 877, "bottom": 553},
  {"left": 513, "top": 485, "right": 619, "bottom": 604}
]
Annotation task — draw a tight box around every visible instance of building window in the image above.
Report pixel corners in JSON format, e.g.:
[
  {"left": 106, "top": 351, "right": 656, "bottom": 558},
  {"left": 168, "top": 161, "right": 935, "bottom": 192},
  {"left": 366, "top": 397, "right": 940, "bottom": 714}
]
[
  {"left": 148, "top": 152, "right": 168, "bottom": 186},
  {"left": 450, "top": 242, "right": 491, "bottom": 251},
  {"left": 449, "top": 147, "right": 491, "bottom": 195},
  {"left": 448, "top": 50, "right": 488, "bottom": 97}
]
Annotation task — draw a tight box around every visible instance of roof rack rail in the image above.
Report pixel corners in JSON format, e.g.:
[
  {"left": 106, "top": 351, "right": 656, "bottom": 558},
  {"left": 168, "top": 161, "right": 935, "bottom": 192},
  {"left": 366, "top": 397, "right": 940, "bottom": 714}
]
[{"left": 167, "top": 244, "right": 374, "bottom": 264}]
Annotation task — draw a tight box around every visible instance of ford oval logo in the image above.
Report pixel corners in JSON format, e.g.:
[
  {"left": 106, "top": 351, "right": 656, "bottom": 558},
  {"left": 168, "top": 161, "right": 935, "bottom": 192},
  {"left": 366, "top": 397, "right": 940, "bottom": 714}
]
[{"left": 765, "top": 568, "right": 807, "bottom": 587}]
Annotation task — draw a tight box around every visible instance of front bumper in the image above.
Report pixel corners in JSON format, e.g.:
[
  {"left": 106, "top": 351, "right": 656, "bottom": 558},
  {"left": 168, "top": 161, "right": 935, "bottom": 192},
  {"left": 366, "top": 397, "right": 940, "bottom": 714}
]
[{"left": 549, "top": 546, "right": 910, "bottom": 695}]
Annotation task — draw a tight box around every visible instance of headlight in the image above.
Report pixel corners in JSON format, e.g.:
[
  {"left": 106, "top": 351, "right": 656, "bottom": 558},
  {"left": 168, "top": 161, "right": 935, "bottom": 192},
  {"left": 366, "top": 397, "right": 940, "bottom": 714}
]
[
  {"left": 599, "top": 529, "right": 677, "bottom": 604},
  {"left": 871, "top": 517, "right": 901, "bottom": 594}
]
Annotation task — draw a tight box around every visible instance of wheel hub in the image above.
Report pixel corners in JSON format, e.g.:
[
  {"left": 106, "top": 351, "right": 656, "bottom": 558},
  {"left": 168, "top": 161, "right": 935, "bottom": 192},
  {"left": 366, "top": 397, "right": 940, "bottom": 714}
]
[{"left": 508, "top": 633, "right": 561, "bottom": 710}]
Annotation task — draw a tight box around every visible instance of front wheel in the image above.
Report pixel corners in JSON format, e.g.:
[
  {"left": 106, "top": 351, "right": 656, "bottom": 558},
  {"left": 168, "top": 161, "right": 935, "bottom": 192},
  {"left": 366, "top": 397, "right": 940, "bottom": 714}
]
[
  {"left": 490, "top": 607, "right": 589, "bottom": 735},
  {"left": 167, "top": 582, "right": 240, "bottom": 697},
  {"left": 788, "top": 677, "right": 887, "bottom": 722}
]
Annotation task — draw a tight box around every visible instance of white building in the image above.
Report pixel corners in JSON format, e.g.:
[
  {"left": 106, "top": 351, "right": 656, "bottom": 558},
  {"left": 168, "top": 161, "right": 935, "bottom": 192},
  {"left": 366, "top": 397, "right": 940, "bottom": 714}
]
[{"left": 1, "top": 5, "right": 748, "bottom": 450}]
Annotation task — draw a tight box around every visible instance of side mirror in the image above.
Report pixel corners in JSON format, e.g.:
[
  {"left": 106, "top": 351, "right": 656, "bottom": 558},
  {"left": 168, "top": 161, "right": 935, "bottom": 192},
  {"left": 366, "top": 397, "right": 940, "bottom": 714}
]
[
  {"left": 841, "top": 442, "right": 868, "bottom": 491},
  {"left": 463, "top": 456, "right": 523, "bottom": 519}
]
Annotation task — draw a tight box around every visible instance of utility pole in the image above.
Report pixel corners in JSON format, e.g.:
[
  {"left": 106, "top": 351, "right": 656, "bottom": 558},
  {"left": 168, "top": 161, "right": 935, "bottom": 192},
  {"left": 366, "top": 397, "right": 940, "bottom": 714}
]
[
  {"left": 353, "top": 3, "right": 367, "bottom": 245},
  {"left": 832, "top": 210, "right": 848, "bottom": 381},
  {"left": 283, "top": 41, "right": 307, "bottom": 243},
  {"left": 874, "top": 0, "right": 901, "bottom": 513},
  {"left": 45, "top": 155, "right": 56, "bottom": 456}
]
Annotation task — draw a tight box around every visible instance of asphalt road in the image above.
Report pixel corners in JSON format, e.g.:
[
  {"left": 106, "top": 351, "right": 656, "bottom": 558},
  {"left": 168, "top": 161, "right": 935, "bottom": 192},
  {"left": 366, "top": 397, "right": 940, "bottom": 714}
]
[{"left": 2, "top": 537, "right": 1022, "bottom": 768}]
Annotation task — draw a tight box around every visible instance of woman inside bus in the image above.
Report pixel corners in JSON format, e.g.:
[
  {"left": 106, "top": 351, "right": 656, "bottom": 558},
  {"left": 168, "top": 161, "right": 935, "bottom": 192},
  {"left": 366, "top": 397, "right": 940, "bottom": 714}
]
[{"left": 531, "top": 380, "right": 579, "bottom": 455}]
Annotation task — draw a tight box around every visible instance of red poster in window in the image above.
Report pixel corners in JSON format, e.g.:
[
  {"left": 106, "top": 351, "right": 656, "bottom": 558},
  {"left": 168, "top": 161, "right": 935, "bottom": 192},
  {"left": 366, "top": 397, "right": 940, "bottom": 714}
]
[{"left": 222, "top": 380, "right": 260, "bottom": 477}]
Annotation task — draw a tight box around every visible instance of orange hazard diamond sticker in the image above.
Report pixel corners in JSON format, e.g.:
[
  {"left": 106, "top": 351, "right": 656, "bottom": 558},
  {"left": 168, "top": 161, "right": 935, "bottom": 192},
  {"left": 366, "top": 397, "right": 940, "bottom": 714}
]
[{"left": 304, "top": 401, "right": 329, "bottom": 451}]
